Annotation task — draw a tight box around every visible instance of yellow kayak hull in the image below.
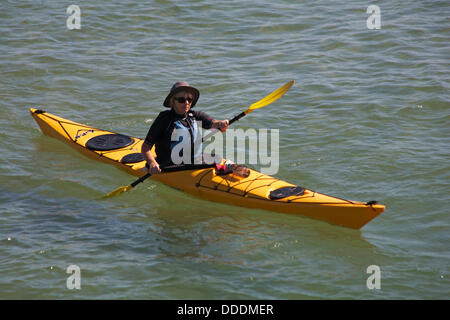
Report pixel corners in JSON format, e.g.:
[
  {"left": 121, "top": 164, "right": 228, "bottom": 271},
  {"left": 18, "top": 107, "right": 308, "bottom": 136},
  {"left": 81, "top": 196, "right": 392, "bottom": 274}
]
[{"left": 30, "top": 108, "right": 385, "bottom": 229}]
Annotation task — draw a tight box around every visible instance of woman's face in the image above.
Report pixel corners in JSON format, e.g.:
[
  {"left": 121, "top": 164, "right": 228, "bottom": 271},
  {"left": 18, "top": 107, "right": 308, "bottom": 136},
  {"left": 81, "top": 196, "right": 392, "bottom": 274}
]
[{"left": 171, "top": 91, "right": 194, "bottom": 115}]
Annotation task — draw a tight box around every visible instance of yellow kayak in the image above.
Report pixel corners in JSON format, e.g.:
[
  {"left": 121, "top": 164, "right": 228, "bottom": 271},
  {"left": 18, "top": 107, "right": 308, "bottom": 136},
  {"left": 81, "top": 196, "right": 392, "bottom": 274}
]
[{"left": 30, "top": 108, "right": 385, "bottom": 229}]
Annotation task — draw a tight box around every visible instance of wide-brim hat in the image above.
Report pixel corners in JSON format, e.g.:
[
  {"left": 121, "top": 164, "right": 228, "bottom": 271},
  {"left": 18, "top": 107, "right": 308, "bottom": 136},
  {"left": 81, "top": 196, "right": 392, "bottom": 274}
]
[{"left": 163, "top": 81, "right": 200, "bottom": 108}]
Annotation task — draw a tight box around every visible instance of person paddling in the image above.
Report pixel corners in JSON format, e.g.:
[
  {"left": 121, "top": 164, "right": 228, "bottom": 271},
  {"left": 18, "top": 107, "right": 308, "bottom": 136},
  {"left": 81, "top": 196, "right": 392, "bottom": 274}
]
[{"left": 142, "top": 81, "right": 229, "bottom": 174}]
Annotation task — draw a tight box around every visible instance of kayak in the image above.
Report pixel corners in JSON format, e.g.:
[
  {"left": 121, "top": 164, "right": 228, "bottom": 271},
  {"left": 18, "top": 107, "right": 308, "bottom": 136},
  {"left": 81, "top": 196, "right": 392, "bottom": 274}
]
[{"left": 30, "top": 108, "right": 385, "bottom": 229}]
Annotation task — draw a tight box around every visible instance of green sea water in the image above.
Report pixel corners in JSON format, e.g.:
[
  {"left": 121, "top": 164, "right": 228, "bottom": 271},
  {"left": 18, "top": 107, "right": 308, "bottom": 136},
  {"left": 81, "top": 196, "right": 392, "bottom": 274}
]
[{"left": 0, "top": 0, "right": 449, "bottom": 299}]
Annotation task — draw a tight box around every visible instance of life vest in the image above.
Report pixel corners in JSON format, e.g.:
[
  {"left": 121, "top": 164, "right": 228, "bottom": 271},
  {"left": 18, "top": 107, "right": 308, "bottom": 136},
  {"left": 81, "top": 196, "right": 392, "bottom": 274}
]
[{"left": 169, "top": 112, "right": 203, "bottom": 165}]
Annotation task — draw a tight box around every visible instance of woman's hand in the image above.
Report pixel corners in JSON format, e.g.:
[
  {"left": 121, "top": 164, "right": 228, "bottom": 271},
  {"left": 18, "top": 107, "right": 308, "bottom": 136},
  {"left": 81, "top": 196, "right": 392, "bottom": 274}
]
[
  {"left": 213, "top": 120, "right": 229, "bottom": 132},
  {"left": 142, "top": 142, "right": 161, "bottom": 175},
  {"left": 148, "top": 161, "right": 161, "bottom": 174}
]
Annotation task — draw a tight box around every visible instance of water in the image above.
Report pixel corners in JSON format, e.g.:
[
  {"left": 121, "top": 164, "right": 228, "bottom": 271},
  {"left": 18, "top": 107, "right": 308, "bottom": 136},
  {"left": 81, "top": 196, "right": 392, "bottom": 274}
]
[{"left": 1, "top": 0, "right": 449, "bottom": 299}]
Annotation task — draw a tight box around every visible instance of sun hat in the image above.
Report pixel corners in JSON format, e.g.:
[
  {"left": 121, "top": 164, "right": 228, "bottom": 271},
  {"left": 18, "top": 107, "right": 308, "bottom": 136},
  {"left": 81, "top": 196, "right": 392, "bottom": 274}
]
[{"left": 163, "top": 81, "right": 200, "bottom": 108}]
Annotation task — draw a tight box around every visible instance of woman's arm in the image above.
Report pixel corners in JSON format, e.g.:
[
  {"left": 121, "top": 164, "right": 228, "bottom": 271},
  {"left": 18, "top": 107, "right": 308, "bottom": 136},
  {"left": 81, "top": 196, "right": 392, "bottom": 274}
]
[{"left": 141, "top": 142, "right": 161, "bottom": 174}]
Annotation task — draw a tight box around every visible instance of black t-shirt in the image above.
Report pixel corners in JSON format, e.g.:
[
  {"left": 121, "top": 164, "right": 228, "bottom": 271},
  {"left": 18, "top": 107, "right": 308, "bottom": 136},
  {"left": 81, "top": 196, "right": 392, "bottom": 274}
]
[{"left": 144, "top": 109, "right": 214, "bottom": 165}]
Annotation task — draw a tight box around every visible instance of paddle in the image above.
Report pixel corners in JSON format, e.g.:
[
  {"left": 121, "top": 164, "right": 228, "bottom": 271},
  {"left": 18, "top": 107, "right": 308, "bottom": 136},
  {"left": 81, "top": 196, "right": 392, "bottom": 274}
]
[
  {"left": 202, "top": 80, "right": 295, "bottom": 141},
  {"left": 103, "top": 80, "right": 294, "bottom": 198},
  {"left": 102, "top": 163, "right": 217, "bottom": 198}
]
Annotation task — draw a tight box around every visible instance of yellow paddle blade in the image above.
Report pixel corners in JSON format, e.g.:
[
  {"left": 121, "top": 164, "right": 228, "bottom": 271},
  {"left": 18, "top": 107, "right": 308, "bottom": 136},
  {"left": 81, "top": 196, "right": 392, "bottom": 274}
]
[
  {"left": 102, "top": 185, "right": 132, "bottom": 199},
  {"left": 245, "top": 80, "right": 295, "bottom": 114}
]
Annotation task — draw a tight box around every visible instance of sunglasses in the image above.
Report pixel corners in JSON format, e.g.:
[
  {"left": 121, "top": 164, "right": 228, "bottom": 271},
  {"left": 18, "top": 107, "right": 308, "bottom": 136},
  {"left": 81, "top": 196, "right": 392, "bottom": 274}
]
[{"left": 173, "top": 96, "right": 194, "bottom": 104}]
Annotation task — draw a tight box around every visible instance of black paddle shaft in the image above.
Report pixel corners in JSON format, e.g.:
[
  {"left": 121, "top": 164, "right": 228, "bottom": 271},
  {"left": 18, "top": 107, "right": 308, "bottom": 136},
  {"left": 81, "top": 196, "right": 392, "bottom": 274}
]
[
  {"left": 130, "top": 163, "right": 217, "bottom": 188},
  {"left": 228, "top": 112, "right": 246, "bottom": 125},
  {"left": 131, "top": 173, "right": 151, "bottom": 187}
]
